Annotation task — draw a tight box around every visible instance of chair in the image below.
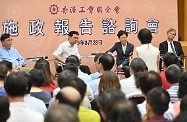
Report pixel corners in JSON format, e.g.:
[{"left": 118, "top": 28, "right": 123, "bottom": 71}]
[
  {"left": 182, "top": 58, "right": 186, "bottom": 71},
  {"left": 115, "top": 65, "right": 125, "bottom": 75},
  {"left": 128, "top": 95, "right": 145, "bottom": 104}
]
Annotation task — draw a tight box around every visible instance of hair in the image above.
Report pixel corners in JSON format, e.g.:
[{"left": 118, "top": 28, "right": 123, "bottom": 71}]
[
  {"left": 1, "top": 60, "right": 12, "bottom": 71},
  {"left": 0, "top": 96, "right": 10, "bottom": 122},
  {"left": 162, "top": 52, "right": 181, "bottom": 69},
  {"left": 139, "top": 71, "right": 162, "bottom": 95},
  {"left": 99, "top": 71, "right": 121, "bottom": 94},
  {"left": 165, "top": 64, "right": 182, "bottom": 84},
  {"left": 23, "top": 72, "right": 33, "bottom": 94},
  {"left": 137, "top": 28, "right": 152, "bottom": 44},
  {"left": 63, "top": 63, "right": 78, "bottom": 76},
  {"left": 57, "top": 70, "right": 77, "bottom": 87},
  {"left": 167, "top": 28, "right": 176, "bottom": 34},
  {"left": 68, "top": 31, "right": 79, "bottom": 37},
  {"left": 99, "top": 53, "right": 115, "bottom": 71},
  {"left": 4, "top": 71, "right": 28, "bottom": 97},
  {"left": 107, "top": 100, "right": 141, "bottom": 122},
  {"left": 34, "top": 59, "right": 55, "bottom": 86},
  {"left": 117, "top": 30, "right": 128, "bottom": 38},
  {"left": 0, "top": 62, "right": 8, "bottom": 81},
  {"left": 147, "top": 87, "right": 170, "bottom": 115},
  {"left": 79, "top": 65, "right": 91, "bottom": 75},
  {"left": 65, "top": 55, "right": 80, "bottom": 66},
  {"left": 1, "top": 33, "right": 10, "bottom": 42},
  {"left": 173, "top": 111, "right": 187, "bottom": 122},
  {"left": 130, "top": 58, "right": 148, "bottom": 88},
  {"left": 29, "top": 68, "right": 45, "bottom": 87},
  {"left": 180, "top": 95, "right": 187, "bottom": 112},
  {"left": 94, "top": 53, "right": 103, "bottom": 62},
  {"left": 56, "top": 87, "right": 82, "bottom": 110},
  {"left": 178, "top": 72, "right": 187, "bottom": 98},
  {"left": 44, "top": 104, "right": 79, "bottom": 122},
  {"left": 97, "top": 89, "right": 126, "bottom": 116}
]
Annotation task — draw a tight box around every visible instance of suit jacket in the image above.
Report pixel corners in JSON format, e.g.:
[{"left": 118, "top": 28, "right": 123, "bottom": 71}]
[
  {"left": 159, "top": 40, "right": 184, "bottom": 60},
  {"left": 107, "top": 42, "right": 134, "bottom": 66}
]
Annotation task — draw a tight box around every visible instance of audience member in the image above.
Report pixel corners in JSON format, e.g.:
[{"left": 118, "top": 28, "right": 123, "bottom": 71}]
[
  {"left": 98, "top": 71, "right": 121, "bottom": 94},
  {"left": 173, "top": 111, "right": 187, "bottom": 122},
  {"left": 133, "top": 28, "right": 159, "bottom": 72},
  {"left": 107, "top": 30, "right": 134, "bottom": 78},
  {"left": 79, "top": 65, "right": 91, "bottom": 75},
  {"left": 159, "top": 28, "right": 184, "bottom": 68},
  {"left": 143, "top": 87, "right": 171, "bottom": 122},
  {"left": 90, "top": 53, "right": 103, "bottom": 80},
  {"left": 29, "top": 69, "right": 52, "bottom": 104},
  {"left": 0, "top": 96, "right": 10, "bottom": 122},
  {"left": 165, "top": 64, "right": 182, "bottom": 103},
  {"left": 0, "top": 61, "right": 8, "bottom": 96},
  {"left": 137, "top": 71, "right": 174, "bottom": 120},
  {"left": 53, "top": 31, "right": 80, "bottom": 73},
  {"left": 4, "top": 71, "right": 43, "bottom": 122},
  {"left": 45, "top": 104, "right": 79, "bottom": 122},
  {"left": 0, "top": 33, "right": 25, "bottom": 70},
  {"left": 1, "top": 60, "right": 12, "bottom": 74},
  {"left": 97, "top": 89, "right": 126, "bottom": 121},
  {"left": 180, "top": 95, "right": 187, "bottom": 112},
  {"left": 89, "top": 53, "right": 115, "bottom": 98},
  {"left": 160, "top": 52, "right": 181, "bottom": 90},
  {"left": 107, "top": 100, "right": 141, "bottom": 122},
  {"left": 23, "top": 72, "right": 47, "bottom": 115},
  {"left": 34, "top": 59, "right": 58, "bottom": 93},
  {"left": 120, "top": 58, "right": 148, "bottom": 98}
]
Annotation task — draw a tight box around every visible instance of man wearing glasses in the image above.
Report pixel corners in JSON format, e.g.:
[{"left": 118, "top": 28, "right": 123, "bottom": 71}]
[
  {"left": 159, "top": 28, "right": 184, "bottom": 69},
  {"left": 0, "top": 33, "right": 25, "bottom": 70}
]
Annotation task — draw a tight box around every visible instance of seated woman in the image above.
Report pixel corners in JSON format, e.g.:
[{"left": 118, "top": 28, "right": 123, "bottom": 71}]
[
  {"left": 29, "top": 68, "right": 52, "bottom": 104},
  {"left": 34, "top": 59, "right": 58, "bottom": 93}
]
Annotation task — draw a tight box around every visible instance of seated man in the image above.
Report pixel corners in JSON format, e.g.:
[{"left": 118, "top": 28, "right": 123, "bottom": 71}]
[
  {"left": 0, "top": 34, "right": 25, "bottom": 70},
  {"left": 106, "top": 30, "right": 134, "bottom": 78},
  {"left": 159, "top": 28, "right": 184, "bottom": 70},
  {"left": 53, "top": 31, "right": 80, "bottom": 73}
]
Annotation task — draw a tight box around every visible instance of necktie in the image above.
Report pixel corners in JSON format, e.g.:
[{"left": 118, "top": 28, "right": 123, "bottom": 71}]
[{"left": 170, "top": 42, "right": 177, "bottom": 56}]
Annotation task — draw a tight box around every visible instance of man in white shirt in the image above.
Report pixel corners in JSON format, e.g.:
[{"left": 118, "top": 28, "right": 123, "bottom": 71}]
[
  {"left": 4, "top": 72, "right": 44, "bottom": 122},
  {"left": 53, "top": 31, "right": 80, "bottom": 72}
]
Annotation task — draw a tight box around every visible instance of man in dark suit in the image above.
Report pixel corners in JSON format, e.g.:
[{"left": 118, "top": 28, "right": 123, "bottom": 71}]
[
  {"left": 159, "top": 28, "right": 184, "bottom": 70},
  {"left": 107, "top": 30, "right": 134, "bottom": 78}
]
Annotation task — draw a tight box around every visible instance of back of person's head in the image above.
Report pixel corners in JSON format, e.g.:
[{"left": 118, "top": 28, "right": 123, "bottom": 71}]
[
  {"left": 55, "top": 86, "right": 81, "bottom": 110},
  {"left": 97, "top": 88, "right": 126, "bottom": 120},
  {"left": 130, "top": 58, "right": 148, "bottom": 74},
  {"left": 173, "top": 111, "right": 187, "bottom": 122},
  {"left": 117, "top": 30, "right": 128, "bottom": 38},
  {"left": 180, "top": 95, "right": 187, "bottom": 112},
  {"left": 162, "top": 52, "right": 179, "bottom": 68},
  {"left": 138, "top": 28, "right": 152, "bottom": 44},
  {"left": 107, "top": 100, "right": 141, "bottom": 122},
  {"left": 99, "top": 53, "right": 115, "bottom": 71},
  {"left": 57, "top": 70, "right": 77, "bottom": 86},
  {"left": 65, "top": 55, "right": 80, "bottom": 66},
  {"left": 45, "top": 104, "right": 79, "bottom": 122},
  {"left": 0, "top": 61, "right": 8, "bottom": 81},
  {"left": 99, "top": 71, "right": 121, "bottom": 94},
  {"left": 0, "top": 96, "right": 10, "bottom": 122},
  {"left": 139, "top": 71, "right": 162, "bottom": 95},
  {"left": 4, "top": 71, "right": 28, "bottom": 97},
  {"left": 23, "top": 72, "right": 33, "bottom": 94},
  {"left": 63, "top": 63, "right": 78, "bottom": 76},
  {"left": 68, "top": 31, "right": 79, "bottom": 37},
  {"left": 147, "top": 87, "right": 170, "bottom": 115},
  {"left": 79, "top": 65, "right": 91, "bottom": 75},
  {"left": 94, "top": 53, "right": 103, "bottom": 63},
  {"left": 178, "top": 72, "right": 187, "bottom": 98},
  {"left": 165, "top": 64, "right": 182, "bottom": 84},
  {"left": 34, "top": 59, "right": 54, "bottom": 85},
  {"left": 1, "top": 33, "right": 10, "bottom": 42},
  {"left": 29, "top": 68, "right": 45, "bottom": 87},
  {"left": 1, "top": 60, "right": 12, "bottom": 72}
]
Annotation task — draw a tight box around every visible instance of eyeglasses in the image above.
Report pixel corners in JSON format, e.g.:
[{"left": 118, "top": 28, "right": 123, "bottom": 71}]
[
  {"left": 95, "top": 60, "right": 100, "bottom": 64},
  {"left": 5, "top": 39, "right": 12, "bottom": 41},
  {"left": 170, "top": 33, "right": 176, "bottom": 36}
]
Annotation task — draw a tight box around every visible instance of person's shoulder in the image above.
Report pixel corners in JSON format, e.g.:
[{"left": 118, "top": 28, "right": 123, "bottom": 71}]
[
  {"left": 160, "top": 40, "right": 167, "bottom": 45},
  {"left": 127, "top": 41, "right": 134, "bottom": 46}
]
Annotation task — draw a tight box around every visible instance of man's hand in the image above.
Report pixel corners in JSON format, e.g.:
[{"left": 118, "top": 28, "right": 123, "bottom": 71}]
[{"left": 117, "top": 64, "right": 123, "bottom": 69}]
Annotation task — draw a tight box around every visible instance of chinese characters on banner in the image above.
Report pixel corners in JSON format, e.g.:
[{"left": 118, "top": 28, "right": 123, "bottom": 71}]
[{"left": 1, "top": 4, "right": 159, "bottom": 46}]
